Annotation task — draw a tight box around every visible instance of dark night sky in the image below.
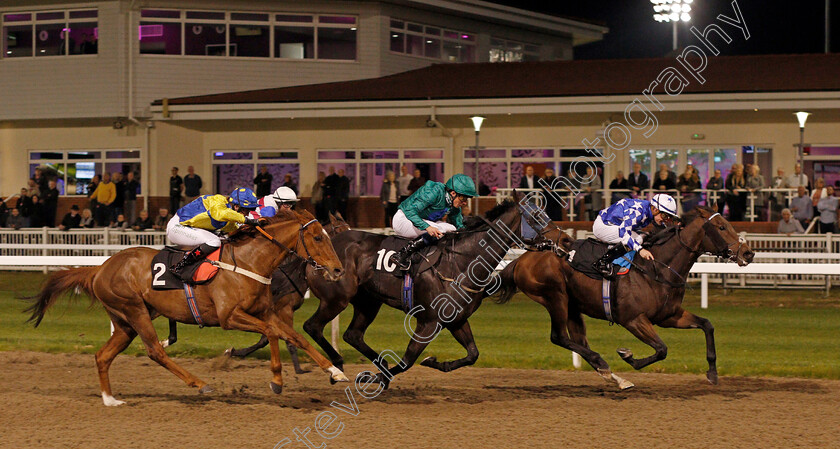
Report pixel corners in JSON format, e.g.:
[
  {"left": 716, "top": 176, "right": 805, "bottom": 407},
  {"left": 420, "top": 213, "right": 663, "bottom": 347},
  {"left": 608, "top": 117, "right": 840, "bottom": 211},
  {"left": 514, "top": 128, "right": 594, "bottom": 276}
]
[{"left": 490, "top": 0, "right": 840, "bottom": 59}]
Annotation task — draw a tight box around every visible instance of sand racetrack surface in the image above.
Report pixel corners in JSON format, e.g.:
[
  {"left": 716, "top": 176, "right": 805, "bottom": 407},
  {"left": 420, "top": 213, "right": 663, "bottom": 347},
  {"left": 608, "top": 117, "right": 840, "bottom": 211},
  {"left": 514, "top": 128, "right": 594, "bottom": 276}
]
[{"left": 1, "top": 351, "right": 838, "bottom": 449}]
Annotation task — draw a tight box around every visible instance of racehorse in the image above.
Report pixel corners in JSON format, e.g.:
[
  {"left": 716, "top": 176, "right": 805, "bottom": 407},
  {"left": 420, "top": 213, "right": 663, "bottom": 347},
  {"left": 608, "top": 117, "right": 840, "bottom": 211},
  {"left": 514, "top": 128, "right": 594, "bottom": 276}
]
[
  {"left": 495, "top": 206, "right": 754, "bottom": 388},
  {"left": 161, "top": 213, "right": 351, "bottom": 374},
  {"left": 303, "top": 194, "right": 526, "bottom": 388},
  {"left": 27, "top": 209, "right": 348, "bottom": 406}
]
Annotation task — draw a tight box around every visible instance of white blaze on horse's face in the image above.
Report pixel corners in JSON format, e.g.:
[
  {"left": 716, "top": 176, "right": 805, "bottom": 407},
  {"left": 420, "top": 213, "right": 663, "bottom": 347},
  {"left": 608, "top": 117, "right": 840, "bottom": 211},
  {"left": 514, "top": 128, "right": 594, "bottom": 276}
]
[{"left": 323, "top": 229, "right": 329, "bottom": 238}]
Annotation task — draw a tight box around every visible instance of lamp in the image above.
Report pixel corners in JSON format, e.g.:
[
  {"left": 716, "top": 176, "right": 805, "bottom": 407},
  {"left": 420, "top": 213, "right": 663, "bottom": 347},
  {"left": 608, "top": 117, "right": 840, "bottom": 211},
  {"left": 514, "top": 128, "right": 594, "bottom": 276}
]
[
  {"left": 794, "top": 111, "right": 811, "bottom": 183},
  {"left": 651, "top": 0, "right": 692, "bottom": 51},
  {"left": 469, "top": 115, "right": 485, "bottom": 214}
]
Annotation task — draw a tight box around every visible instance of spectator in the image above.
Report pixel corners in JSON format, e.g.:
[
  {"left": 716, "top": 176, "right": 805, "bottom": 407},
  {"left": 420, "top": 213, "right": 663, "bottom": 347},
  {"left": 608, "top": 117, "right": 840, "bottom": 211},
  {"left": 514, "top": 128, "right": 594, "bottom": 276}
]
[
  {"left": 786, "top": 163, "right": 809, "bottom": 190},
  {"left": 380, "top": 171, "right": 399, "bottom": 227},
  {"left": 7, "top": 208, "right": 25, "bottom": 230},
  {"left": 32, "top": 167, "right": 50, "bottom": 197},
  {"left": 26, "top": 179, "right": 39, "bottom": 198},
  {"left": 677, "top": 166, "right": 701, "bottom": 212},
  {"left": 337, "top": 169, "right": 350, "bottom": 219},
  {"left": 397, "top": 165, "right": 413, "bottom": 202},
  {"left": 58, "top": 205, "right": 82, "bottom": 231},
  {"left": 817, "top": 185, "right": 838, "bottom": 234},
  {"left": 323, "top": 166, "right": 340, "bottom": 215},
  {"left": 627, "top": 163, "right": 649, "bottom": 197},
  {"left": 183, "top": 165, "right": 202, "bottom": 202},
  {"left": 519, "top": 166, "right": 537, "bottom": 189},
  {"left": 80, "top": 208, "right": 95, "bottom": 228},
  {"left": 582, "top": 165, "right": 602, "bottom": 220},
  {"left": 109, "top": 213, "right": 129, "bottom": 230},
  {"left": 778, "top": 208, "right": 805, "bottom": 235},
  {"left": 131, "top": 209, "right": 154, "bottom": 231},
  {"left": 811, "top": 177, "right": 828, "bottom": 204},
  {"left": 112, "top": 172, "right": 125, "bottom": 222},
  {"left": 541, "top": 167, "right": 563, "bottom": 221},
  {"left": 0, "top": 199, "right": 8, "bottom": 227},
  {"left": 153, "top": 208, "right": 171, "bottom": 231},
  {"left": 169, "top": 167, "right": 183, "bottom": 216},
  {"left": 86, "top": 174, "right": 100, "bottom": 208},
  {"left": 609, "top": 170, "right": 629, "bottom": 203},
  {"left": 746, "top": 165, "right": 766, "bottom": 220},
  {"left": 654, "top": 168, "right": 676, "bottom": 192},
  {"left": 15, "top": 188, "right": 33, "bottom": 227},
  {"left": 769, "top": 168, "right": 788, "bottom": 220},
  {"left": 253, "top": 166, "right": 273, "bottom": 197},
  {"left": 29, "top": 194, "right": 45, "bottom": 227},
  {"left": 706, "top": 169, "right": 725, "bottom": 214},
  {"left": 91, "top": 172, "right": 116, "bottom": 226},
  {"left": 282, "top": 173, "right": 298, "bottom": 195},
  {"left": 407, "top": 168, "right": 426, "bottom": 194},
  {"left": 311, "top": 171, "right": 327, "bottom": 221},
  {"left": 124, "top": 171, "right": 139, "bottom": 225},
  {"left": 43, "top": 179, "right": 59, "bottom": 227},
  {"left": 725, "top": 164, "right": 747, "bottom": 221},
  {"left": 790, "top": 185, "right": 813, "bottom": 229},
  {"left": 658, "top": 163, "right": 677, "bottom": 186}
]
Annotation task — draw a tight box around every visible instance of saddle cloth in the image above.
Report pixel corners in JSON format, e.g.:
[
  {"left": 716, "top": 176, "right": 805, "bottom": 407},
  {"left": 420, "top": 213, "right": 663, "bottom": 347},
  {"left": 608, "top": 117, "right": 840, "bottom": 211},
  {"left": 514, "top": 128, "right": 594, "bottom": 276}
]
[
  {"left": 150, "top": 246, "right": 221, "bottom": 290},
  {"left": 369, "top": 236, "right": 444, "bottom": 310},
  {"left": 566, "top": 238, "right": 634, "bottom": 281}
]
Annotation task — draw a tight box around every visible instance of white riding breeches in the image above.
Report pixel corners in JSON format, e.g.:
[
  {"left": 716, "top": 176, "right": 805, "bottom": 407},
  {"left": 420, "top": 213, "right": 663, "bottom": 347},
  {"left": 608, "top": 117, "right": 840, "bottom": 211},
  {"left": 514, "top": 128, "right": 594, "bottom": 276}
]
[
  {"left": 592, "top": 216, "right": 642, "bottom": 249},
  {"left": 166, "top": 215, "right": 221, "bottom": 248},
  {"left": 392, "top": 209, "right": 457, "bottom": 238}
]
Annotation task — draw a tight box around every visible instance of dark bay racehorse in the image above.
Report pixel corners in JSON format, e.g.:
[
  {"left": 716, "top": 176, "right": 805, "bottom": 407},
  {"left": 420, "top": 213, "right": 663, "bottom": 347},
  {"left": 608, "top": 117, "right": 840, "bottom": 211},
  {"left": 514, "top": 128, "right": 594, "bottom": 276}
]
[
  {"left": 162, "top": 213, "right": 351, "bottom": 374},
  {"left": 304, "top": 195, "right": 525, "bottom": 387},
  {"left": 496, "top": 206, "right": 754, "bottom": 388},
  {"left": 27, "top": 210, "right": 349, "bottom": 406}
]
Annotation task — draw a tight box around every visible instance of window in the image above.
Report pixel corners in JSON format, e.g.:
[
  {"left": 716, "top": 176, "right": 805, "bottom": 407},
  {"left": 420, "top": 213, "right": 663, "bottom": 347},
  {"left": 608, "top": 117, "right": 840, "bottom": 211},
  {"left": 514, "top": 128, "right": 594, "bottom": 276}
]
[
  {"left": 489, "top": 38, "right": 539, "bottom": 63},
  {"left": 317, "top": 149, "right": 445, "bottom": 196},
  {"left": 390, "top": 19, "right": 475, "bottom": 63},
  {"left": 29, "top": 149, "right": 141, "bottom": 196},
  {"left": 212, "top": 150, "right": 300, "bottom": 194},
  {"left": 3, "top": 9, "right": 97, "bottom": 58},
  {"left": 139, "top": 9, "right": 356, "bottom": 60},
  {"left": 462, "top": 148, "right": 605, "bottom": 191}
]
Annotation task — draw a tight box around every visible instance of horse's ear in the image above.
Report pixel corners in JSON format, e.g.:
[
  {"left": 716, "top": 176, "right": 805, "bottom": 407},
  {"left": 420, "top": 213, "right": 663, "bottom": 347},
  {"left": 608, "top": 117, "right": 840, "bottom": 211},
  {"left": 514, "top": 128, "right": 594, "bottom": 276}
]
[
  {"left": 511, "top": 188, "right": 524, "bottom": 203},
  {"left": 299, "top": 208, "right": 316, "bottom": 221},
  {"left": 335, "top": 211, "right": 345, "bottom": 221},
  {"left": 329, "top": 212, "right": 337, "bottom": 224}
]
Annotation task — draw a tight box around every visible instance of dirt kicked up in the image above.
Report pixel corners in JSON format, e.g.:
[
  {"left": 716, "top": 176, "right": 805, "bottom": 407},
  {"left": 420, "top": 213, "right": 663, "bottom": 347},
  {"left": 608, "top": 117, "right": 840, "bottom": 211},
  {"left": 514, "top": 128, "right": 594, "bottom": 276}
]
[{"left": 1, "top": 351, "right": 837, "bottom": 449}]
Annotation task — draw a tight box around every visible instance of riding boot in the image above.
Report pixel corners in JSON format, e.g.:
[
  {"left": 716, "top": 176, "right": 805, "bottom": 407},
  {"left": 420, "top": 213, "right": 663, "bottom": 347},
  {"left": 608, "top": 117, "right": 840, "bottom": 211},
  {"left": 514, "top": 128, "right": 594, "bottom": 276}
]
[
  {"left": 389, "top": 235, "right": 431, "bottom": 271},
  {"left": 171, "top": 243, "right": 216, "bottom": 276},
  {"left": 593, "top": 243, "right": 630, "bottom": 278}
]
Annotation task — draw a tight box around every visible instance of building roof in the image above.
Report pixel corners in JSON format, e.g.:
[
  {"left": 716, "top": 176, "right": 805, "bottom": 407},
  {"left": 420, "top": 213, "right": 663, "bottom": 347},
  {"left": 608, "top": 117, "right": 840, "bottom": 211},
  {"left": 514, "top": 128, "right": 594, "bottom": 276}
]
[{"left": 154, "top": 53, "right": 840, "bottom": 107}]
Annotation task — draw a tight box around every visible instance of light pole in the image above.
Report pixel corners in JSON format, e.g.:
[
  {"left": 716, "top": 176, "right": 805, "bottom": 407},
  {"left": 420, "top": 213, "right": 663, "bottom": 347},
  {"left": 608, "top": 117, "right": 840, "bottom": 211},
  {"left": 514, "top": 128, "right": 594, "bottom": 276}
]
[
  {"left": 795, "top": 111, "right": 811, "bottom": 181},
  {"left": 651, "top": 0, "right": 692, "bottom": 51},
  {"left": 470, "top": 115, "right": 485, "bottom": 214}
]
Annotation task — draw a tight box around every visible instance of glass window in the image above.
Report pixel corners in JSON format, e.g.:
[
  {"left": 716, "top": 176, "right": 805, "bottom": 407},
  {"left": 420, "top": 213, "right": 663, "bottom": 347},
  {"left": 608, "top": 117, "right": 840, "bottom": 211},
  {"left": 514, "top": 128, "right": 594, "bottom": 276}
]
[
  {"left": 213, "top": 151, "right": 300, "bottom": 195},
  {"left": 213, "top": 152, "right": 252, "bottom": 160},
  {"left": 186, "top": 23, "right": 226, "bottom": 56},
  {"left": 361, "top": 151, "right": 399, "bottom": 159},
  {"left": 687, "top": 149, "right": 710, "bottom": 185},
  {"left": 317, "top": 27, "right": 355, "bottom": 60},
  {"left": 259, "top": 151, "right": 298, "bottom": 159},
  {"left": 465, "top": 149, "right": 506, "bottom": 159},
  {"left": 186, "top": 11, "right": 225, "bottom": 20},
  {"left": 4, "top": 25, "right": 33, "bottom": 58},
  {"left": 629, "top": 149, "right": 652, "bottom": 176},
  {"left": 141, "top": 10, "right": 181, "bottom": 19},
  {"left": 714, "top": 149, "right": 738, "bottom": 180},
  {"left": 36, "top": 23, "right": 65, "bottom": 56},
  {"left": 424, "top": 37, "right": 440, "bottom": 59},
  {"left": 318, "top": 151, "right": 355, "bottom": 159},
  {"left": 69, "top": 10, "right": 98, "bottom": 19},
  {"left": 215, "top": 164, "right": 255, "bottom": 194},
  {"left": 68, "top": 22, "right": 98, "bottom": 55},
  {"left": 404, "top": 150, "right": 443, "bottom": 159},
  {"left": 317, "top": 149, "right": 444, "bottom": 196},
  {"left": 107, "top": 151, "right": 141, "bottom": 159},
  {"left": 37, "top": 12, "right": 65, "bottom": 21},
  {"left": 390, "top": 20, "right": 404, "bottom": 29},
  {"left": 232, "top": 13, "right": 268, "bottom": 22},
  {"left": 231, "top": 25, "right": 269, "bottom": 57},
  {"left": 406, "top": 34, "right": 423, "bottom": 57},
  {"left": 464, "top": 162, "right": 508, "bottom": 191},
  {"left": 390, "top": 31, "right": 404, "bottom": 53},
  {"left": 407, "top": 23, "right": 423, "bottom": 33},
  {"left": 317, "top": 164, "right": 357, "bottom": 196},
  {"left": 276, "top": 25, "right": 314, "bottom": 58},
  {"left": 392, "top": 19, "right": 474, "bottom": 62},
  {"left": 320, "top": 16, "right": 356, "bottom": 25},
  {"left": 140, "top": 21, "right": 181, "bottom": 54},
  {"left": 277, "top": 15, "right": 313, "bottom": 23},
  {"left": 30, "top": 150, "right": 140, "bottom": 196}
]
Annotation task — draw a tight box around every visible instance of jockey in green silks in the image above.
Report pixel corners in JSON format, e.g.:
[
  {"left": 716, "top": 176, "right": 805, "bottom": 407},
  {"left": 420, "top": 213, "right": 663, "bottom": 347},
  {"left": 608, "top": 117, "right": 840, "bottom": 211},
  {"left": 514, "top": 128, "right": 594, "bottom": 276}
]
[{"left": 389, "top": 174, "right": 477, "bottom": 270}]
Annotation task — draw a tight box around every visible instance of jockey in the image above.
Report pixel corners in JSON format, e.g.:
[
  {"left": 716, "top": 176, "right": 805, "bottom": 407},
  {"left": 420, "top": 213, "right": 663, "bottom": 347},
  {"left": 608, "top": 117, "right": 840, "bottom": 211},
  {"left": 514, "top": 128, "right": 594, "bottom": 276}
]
[
  {"left": 167, "top": 187, "right": 261, "bottom": 275},
  {"left": 389, "top": 173, "right": 476, "bottom": 270},
  {"left": 270, "top": 186, "right": 299, "bottom": 213},
  {"left": 592, "top": 193, "right": 679, "bottom": 277}
]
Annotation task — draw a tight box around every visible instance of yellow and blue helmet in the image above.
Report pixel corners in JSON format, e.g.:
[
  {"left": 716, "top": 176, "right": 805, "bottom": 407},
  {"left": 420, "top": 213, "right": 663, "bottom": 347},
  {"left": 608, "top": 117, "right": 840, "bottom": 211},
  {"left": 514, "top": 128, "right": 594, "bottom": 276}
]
[{"left": 229, "top": 187, "right": 259, "bottom": 209}]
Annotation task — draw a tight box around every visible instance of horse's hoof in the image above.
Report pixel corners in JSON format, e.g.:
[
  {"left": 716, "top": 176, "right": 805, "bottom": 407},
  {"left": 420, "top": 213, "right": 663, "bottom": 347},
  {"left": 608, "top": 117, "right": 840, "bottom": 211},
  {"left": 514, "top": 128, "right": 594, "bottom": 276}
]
[
  {"left": 270, "top": 382, "right": 283, "bottom": 394},
  {"left": 617, "top": 378, "right": 635, "bottom": 390},
  {"left": 420, "top": 356, "right": 437, "bottom": 367},
  {"left": 617, "top": 348, "right": 633, "bottom": 360},
  {"left": 159, "top": 340, "right": 170, "bottom": 348},
  {"left": 223, "top": 348, "right": 233, "bottom": 357},
  {"left": 198, "top": 385, "right": 214, "bottom": 395},
  {"left": 328, "top": 366, "right": 349, "bottom": 383},
  {"left": 101, "top": 393, "right": 125, "bottom": 407},
  {"left": 707, "top": 371, "right": 719, "bottom": 385}
]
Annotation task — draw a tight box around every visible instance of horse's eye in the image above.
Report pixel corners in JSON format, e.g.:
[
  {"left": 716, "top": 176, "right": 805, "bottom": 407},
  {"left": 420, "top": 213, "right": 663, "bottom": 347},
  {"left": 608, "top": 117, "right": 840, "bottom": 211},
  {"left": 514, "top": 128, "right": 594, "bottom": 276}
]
[
  {"left": 719, "top": 225, "right": 725, "bottom": 231},
  {"left": 314, "top": 235, "right": 322, "bottom": 242}
]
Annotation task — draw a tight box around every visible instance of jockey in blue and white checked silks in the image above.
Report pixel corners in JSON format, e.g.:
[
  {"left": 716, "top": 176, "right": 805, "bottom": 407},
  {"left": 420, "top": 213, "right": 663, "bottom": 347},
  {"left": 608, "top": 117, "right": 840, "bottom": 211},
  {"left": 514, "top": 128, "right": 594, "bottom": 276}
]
[{"left": 591, "top": 193, "right": 678, "bottom": 276}]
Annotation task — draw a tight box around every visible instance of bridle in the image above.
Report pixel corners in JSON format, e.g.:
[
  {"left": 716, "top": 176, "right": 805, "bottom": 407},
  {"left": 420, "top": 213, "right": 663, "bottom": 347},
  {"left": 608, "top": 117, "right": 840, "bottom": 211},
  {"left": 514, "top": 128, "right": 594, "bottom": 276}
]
[
  {"left": 255, "top": 218, "right": 328, "bottom": 271},
  {"left": 676, "top": 212, "right": 746, "bottom": 262}
]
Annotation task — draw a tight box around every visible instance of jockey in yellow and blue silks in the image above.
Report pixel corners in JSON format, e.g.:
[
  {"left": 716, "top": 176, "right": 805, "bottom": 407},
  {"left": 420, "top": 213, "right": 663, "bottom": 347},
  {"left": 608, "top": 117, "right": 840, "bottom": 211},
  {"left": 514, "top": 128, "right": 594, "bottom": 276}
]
[
  {"left": 166, "top": 187, "right": 261, "bottom": 274},
  {"left": 389, "top": 174, "right": 477, "bottom": 270}
]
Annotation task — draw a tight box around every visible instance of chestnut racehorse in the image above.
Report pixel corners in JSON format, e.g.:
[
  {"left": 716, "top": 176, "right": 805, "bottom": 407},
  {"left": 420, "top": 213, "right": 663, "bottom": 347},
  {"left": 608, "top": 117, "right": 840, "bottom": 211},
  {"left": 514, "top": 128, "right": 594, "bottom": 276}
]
[
  {"left": 27, "top": 209, "right": 347, "bottom": 406},
  {"left": 496, "top": 207, "right": 754, "bottom": 389}
]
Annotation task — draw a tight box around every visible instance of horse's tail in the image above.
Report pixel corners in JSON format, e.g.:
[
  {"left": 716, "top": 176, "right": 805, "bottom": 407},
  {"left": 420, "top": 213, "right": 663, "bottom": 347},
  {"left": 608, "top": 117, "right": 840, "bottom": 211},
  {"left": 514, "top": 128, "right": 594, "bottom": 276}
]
[
  {"left": 493, "top": 257, "right": 519, "bottom": 304},
  {"left": 26, "top": 266, "right": 100, "bottom": 328}
]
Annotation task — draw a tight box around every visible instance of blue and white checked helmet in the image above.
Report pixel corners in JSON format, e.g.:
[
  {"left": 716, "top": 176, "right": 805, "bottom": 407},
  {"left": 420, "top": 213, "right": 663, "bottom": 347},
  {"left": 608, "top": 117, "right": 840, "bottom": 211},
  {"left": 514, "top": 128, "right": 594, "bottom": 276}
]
[{"left": 651, "top": 193, "right": 678, "bottom": 217}]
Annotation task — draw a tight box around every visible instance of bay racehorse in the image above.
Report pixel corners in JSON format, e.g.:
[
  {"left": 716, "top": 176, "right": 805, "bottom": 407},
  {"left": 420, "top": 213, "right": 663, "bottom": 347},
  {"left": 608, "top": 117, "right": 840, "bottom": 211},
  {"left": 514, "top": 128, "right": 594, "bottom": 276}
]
[
  {"left": 304, "top": 194, "right": 526, "bottom": 388},
  {"left": 496, "top": 206, "right": 754, "bottom": 388},
  {"left": 161, "top": 213, "right": 352, "bottom": 374},
  {"left": 27, "top": 209, "right": 349, "bottom": 406}
]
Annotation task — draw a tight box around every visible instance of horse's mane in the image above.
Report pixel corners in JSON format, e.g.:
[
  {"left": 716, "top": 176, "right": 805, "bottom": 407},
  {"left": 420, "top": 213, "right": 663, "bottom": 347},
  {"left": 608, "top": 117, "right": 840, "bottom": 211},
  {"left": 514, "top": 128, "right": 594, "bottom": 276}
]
[
  {"left": 226, "top": 209, "right": 303, "bottom": 243},
  {"left": 458, "top": 198, "right": 517, "bottom": 233},
  {"left": 643, "top": 205, "right": 717, "bottom": 247}
]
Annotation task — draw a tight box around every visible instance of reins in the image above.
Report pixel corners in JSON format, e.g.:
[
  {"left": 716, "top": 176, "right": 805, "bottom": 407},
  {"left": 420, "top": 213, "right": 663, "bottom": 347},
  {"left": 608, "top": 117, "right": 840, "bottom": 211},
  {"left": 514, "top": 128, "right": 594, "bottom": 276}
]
[{"left": 254, "top": 218, "right": 327, "bottom": 272}]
